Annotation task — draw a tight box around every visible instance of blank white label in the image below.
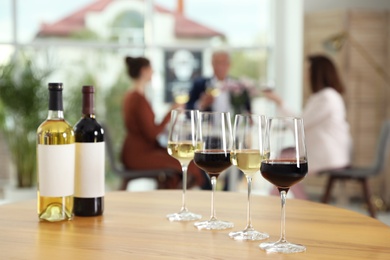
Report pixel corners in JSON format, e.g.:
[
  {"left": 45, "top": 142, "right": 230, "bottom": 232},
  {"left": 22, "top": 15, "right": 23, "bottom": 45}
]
[
  {"left": 38, "top": 144, "right": 75, "bottom": 197},
  {"left": 74, "top": 142, "right": 105, "bottom": 197}
]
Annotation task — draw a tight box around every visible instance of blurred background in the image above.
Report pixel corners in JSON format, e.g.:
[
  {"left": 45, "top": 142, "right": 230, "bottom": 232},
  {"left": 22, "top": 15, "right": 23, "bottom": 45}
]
[{"left": 1, "top": 0, "right": 390, "bottom": 220}]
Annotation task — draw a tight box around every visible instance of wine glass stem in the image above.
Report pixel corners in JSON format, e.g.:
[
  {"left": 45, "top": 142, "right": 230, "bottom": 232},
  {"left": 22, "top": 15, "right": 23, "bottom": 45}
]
[
  {"left": 245, "top": 176, "right": 253, "bottom": 229},
  {"left": 180, "top": 164, "right": 188, "bottom": 212},
  {"left": 280, "top": 190, "right": 287, "bottom": 243},
  {"left": 210, "top": 175, "right": 217, "bottom": 220}
]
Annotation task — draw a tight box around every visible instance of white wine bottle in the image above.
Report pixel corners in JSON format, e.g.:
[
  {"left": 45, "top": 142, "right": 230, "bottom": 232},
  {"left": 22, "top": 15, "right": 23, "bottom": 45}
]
[
  {"left": 37, "top": 82, "right": 75, "bottom": 222},
  {"left": 74, "top": 86, "right": 105, "bottom": 217}
]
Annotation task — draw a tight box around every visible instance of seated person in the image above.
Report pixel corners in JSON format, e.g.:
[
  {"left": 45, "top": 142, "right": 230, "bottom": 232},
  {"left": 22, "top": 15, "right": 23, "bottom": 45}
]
[
  {"left": 186, "top": 50, "right": 251, "bottom": 115},
  {"left": 121, "top": 56, "right": 206, "bottom": 189},
  {"left": 186, "top": 50, "right": 252, "bottom": 191},
  {"left": 263, "top": 55, "right": 352, "bottom": 199}
]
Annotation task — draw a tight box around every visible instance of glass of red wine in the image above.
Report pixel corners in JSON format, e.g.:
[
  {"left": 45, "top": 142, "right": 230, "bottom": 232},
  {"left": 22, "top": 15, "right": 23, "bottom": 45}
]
[
  {"left": 259, "top": 117, "right": 308, "bottom": 254},
  {"left": 193, "top": 111, "right": 233, "bottom": 230},
  {"left": 229, "top": 114, "right": 269, "bottom": 240},
  {"left": 166, "top": 109, "right": 202, "bottom": 221}
]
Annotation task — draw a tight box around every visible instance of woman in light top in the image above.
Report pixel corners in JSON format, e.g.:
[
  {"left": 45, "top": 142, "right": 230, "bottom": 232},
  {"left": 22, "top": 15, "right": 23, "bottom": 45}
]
[{"left": 263, "top": 55, "right": 352, "bottom": 198}]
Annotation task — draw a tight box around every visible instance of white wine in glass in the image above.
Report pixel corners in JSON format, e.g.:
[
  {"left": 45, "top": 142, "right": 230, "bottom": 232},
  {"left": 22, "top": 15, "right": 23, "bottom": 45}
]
[
  {"left": 167, "top": 141, "right": 196, "bottom": 165},
  {"left": 229, "top": 114, "right": 269, "bottom": 241},
  {"left": 166, "top": 109, "right": 202, "bottom": 222}
]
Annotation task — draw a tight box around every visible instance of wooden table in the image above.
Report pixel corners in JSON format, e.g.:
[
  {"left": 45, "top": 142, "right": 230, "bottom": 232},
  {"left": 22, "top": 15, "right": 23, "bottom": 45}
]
[{"left": 0, "top": 190, "right": 390, "bottom": 259}]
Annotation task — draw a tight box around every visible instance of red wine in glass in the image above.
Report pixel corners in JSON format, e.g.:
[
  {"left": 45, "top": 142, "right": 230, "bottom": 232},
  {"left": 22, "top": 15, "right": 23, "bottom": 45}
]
[
  {"left": 193, "top": 111, "right": 233, "bottom": 230},
  {"left": 260, "top": 159, "right": 308, "bottom": 190},
  {"left": 193, "top": 150, "right": 231, "bottom": 176},
  {"left": 259, "top": 117, "right": 308, "bottom": 254}
]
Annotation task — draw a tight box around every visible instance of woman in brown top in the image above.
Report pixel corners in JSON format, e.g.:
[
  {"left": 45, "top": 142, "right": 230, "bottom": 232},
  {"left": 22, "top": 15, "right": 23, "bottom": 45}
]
[{"left": 121, "top": 56, "right": 205, "bottom": 189}]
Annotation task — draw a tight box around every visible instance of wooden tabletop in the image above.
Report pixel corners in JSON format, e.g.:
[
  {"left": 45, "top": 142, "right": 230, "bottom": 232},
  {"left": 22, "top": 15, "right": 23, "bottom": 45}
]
[{"left": 0, "top": 190, "right": 390, "bottom": 259}]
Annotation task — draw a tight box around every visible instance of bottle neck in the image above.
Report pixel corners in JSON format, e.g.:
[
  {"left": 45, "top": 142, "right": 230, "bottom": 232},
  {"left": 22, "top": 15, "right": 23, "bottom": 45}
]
[
  {"left": 48, "top": 89, "right": 64, "bottom": 119},
  {"left": 82, "top": 92, "right": 95, "bottom": 117},
  {"left": 83, "top": 113, "right": 96, "bottom": 119},
  {"left": 48, "top": 110, "right": 64, "bottom": 119}
]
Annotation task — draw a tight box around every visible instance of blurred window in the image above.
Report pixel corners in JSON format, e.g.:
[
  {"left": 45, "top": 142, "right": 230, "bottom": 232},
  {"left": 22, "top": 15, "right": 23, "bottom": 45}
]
[{"left": 0, "top": 0, "right": 273, "bottom": 107}]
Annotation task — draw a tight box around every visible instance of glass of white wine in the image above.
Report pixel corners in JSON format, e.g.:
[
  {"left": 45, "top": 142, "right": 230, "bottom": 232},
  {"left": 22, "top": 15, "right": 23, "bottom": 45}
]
[
  {"left": 205, "top": 78, "right": 221, "bottom": 97},
  {"left": 166, "top": 109, "right": 202, "bottom": 221},
  {"left": 173, "top": 88, "right": 190, "bottom": 105},
  {"left": 229, "top": 114, "right": 269, "bottom": 240}
]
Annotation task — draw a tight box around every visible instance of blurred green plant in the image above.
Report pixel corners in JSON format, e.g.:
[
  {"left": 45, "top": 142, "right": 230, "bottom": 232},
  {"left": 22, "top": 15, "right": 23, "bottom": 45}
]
[
  {"left": 0, "top": 49, "right": 131, "bottom": 190},
  {"left": 104, "top": 71, "right": 130, "bottom": 161},
  {"left": 70, "top": 29, "right": 100, "bottom": 41},
  {"left": 0, "top": 55, "right": 52, "bottom": 188},
  {"left": 230, "top": 50, "right": 266, "bottom": 81},
  {"left": 59, "top": 53, "right": 125, "bottom": 189},
  {"left": 64, "top": 70, "right": 96, "bottom": 126}
]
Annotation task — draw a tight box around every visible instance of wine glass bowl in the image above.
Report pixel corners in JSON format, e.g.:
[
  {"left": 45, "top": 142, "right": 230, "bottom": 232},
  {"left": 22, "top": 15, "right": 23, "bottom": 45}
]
[
  {"left": 260, "top": 159, "right": 308, "bottom": 191},
  {"left": 193, "top": 112, "right": 233, "bottom": 230},
  {"left": 166, "top": 109, "right": 202, "bottom": 222},
  {"left": 205, "top": 79, "right": 221, "bottom": 97},
  {"left": 259, "top": 117, "right": 308, "bottom": 253},
  {"left": 173, "top": 89, "right": 190, "bottom": 105},
  {"left": 229, "top": 114, "right": 269, "bottom": 241}
]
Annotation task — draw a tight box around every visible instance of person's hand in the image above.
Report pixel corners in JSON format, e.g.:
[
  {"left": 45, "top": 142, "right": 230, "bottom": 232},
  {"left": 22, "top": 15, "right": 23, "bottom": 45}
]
[
  {"left": 170, "top": 103, "right": 184, "bottom": 111},
  {"left": 164, "top": 103, "right": 184, "bottom": 125},
  {"left": 199, "top": 92, "right": 214, "bottom": 110},
  {"left": 262, "top": 89, "right": 283, "bottom": 107}
]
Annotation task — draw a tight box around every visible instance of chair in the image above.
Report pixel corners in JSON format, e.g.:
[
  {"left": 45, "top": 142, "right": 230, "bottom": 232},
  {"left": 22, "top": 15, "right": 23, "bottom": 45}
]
[
  {"left": 320, "top": 121, "right": 390, "bottom": 218},
  {"left": 103, "top": 124, "right": 176, "bottom": 190}
]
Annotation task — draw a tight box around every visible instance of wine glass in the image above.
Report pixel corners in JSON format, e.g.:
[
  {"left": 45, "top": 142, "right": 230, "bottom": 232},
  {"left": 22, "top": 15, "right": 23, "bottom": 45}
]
[
  {"left": 193, "top": 111, "right": 233, "bottom": 230},
  {"left": 172, "top": 88, "right": 189, "bottom": 105},
  {"left": 229, "top": 114, "right": 269, "bottom": 241},
  {"left": 259, "top": 117, "right": 308, "bottom": 253},
  {"left": 205, "top": 78, "right": 221, "bottom": 97},
  {"left": 166, "top": 109, "right": 202, "bottom": 221}
]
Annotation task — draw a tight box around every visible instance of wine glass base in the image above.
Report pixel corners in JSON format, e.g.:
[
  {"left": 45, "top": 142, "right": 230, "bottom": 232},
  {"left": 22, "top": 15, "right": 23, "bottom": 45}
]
[
  {"left": 259, "top": 241, "right": 306, "bottom": 254},
  {"left": 194, "top": 219, "right": 234, "bottom": 230},
  {"left": 229, "top": 229, "right": 269, "bottom": 241},
  {"left": 166, "top": 211, "right": 202, "bottom": 222}
]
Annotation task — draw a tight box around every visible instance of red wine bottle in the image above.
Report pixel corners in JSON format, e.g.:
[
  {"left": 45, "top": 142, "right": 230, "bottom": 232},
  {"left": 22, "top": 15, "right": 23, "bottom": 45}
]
[{"left": 74, "top": 86, "right": 105, "bottom": 216}]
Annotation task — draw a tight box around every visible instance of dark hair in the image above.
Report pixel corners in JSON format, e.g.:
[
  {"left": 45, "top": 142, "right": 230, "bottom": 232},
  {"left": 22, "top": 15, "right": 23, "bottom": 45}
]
[
  {"left": 308, "top": 55, "right": 344, "bottom": 94},
  {"left": 125, "top": 56, "right": 150, "bottom": 79}
]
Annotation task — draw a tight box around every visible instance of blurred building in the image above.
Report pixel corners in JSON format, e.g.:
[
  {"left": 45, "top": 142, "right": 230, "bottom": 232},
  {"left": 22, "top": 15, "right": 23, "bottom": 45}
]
[
  {"left": 35, "top": 0, "right": 225, "bottom": 106},
  {"left": 36, "top": 0, "right": 224, "bottom": 45}
]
